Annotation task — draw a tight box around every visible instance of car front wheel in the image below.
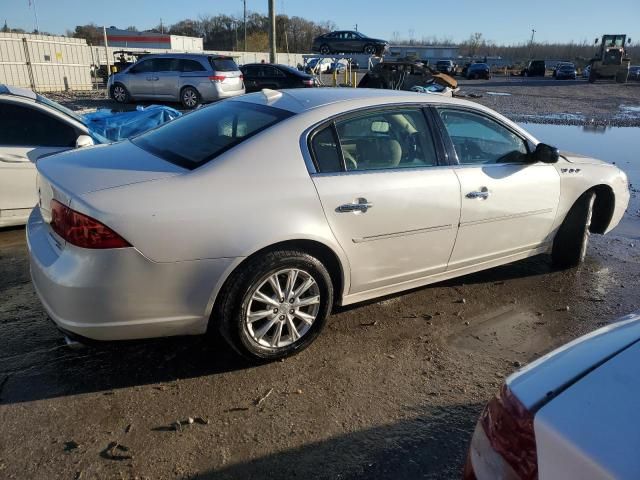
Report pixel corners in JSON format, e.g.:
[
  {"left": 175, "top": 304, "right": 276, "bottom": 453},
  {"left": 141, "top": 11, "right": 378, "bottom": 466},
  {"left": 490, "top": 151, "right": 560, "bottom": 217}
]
[
  {"left": 552, "top": 191, "right": 595, "bottom": 268},
  {"left": 319, "top": 44, "right": 331, "bottom": 54},
  {"left": 216, "top": 249, "right": 334, "bottom": 361},
  {"left": 181, "top": 86, "right": 201, "bottom": 109}
]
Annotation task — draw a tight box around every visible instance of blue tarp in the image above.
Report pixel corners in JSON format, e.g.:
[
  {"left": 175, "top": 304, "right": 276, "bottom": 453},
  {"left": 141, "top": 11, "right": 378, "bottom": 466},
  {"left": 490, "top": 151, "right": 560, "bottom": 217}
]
[{"left": 83, "top": 105, "right": 182, "bottom": 142}]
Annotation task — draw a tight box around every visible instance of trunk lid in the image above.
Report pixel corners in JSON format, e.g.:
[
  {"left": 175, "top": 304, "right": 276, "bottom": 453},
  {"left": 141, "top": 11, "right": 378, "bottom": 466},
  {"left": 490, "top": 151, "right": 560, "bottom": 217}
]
[
  {"left": 36, "top": 141, "right": 185, "bottom": 223},
  {"left": 507, "top": 311, "right": 640, "bottom": 411}
]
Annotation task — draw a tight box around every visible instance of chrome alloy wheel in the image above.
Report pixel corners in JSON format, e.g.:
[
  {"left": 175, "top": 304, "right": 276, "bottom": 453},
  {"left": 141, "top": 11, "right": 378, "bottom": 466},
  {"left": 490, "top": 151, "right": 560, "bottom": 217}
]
[
  {"left": 112, "top": 85, "right": 126, "bottom": 102},
  {"left": 245, "top": 269, "right": 320, "bottom": 349},
  {"left": 182, "top": 89, "right": 198, "bottom": 107}
]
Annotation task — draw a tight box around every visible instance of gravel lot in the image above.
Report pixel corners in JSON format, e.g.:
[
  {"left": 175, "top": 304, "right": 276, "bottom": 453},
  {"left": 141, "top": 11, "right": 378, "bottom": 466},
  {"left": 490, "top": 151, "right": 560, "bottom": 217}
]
[{"left": 1, "top": 79, "right": 639, "bottom": 479}]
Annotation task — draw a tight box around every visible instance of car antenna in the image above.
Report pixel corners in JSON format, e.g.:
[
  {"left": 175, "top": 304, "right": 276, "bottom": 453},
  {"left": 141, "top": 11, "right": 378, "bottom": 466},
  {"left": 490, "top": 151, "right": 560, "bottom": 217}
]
[{"left": 261, "top": 88, "right": 283, "bottom": 103}]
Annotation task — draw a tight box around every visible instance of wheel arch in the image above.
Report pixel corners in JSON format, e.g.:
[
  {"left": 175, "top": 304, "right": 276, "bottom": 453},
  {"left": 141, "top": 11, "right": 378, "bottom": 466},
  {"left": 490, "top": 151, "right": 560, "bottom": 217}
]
[
  {"left": 205, "top": 238, "right": 349, "bottom": 327},
  {"left": 589, "top": 184, "right": 615, "bottom": 234}
]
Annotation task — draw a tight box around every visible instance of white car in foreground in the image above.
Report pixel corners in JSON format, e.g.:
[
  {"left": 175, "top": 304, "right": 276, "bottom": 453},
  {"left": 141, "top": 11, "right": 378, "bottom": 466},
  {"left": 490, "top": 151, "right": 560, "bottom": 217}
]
[
  {"left": 465, "top": 311, "right": 640, "bottom": 480},
  {"left": 28, "top": 88, "right": 629, "bottom": 360},
  {"left": 0, "top": 84, "right": 99, "bottom": 227}
]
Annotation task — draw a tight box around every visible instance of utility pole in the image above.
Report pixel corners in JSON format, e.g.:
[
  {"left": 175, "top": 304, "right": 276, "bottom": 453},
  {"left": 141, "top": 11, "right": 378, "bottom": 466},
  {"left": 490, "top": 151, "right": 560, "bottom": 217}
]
[
  {"left": 268, "top": 0, "right": 276, "bottom": 63},
  {"left": 243, "top": 0, "right": 247, "bottom": 51},
  {"left": 528, "top": 28, "right": 536, "bottom": 58},
  {"left": 102, "top": 26, "right": 111, "bottom": 98},
  {"left": 354, "top": 24, "right": 358, "bottom": 32},
  {"left": 30, "top": 0, "right": 39, "bottom": 32}
]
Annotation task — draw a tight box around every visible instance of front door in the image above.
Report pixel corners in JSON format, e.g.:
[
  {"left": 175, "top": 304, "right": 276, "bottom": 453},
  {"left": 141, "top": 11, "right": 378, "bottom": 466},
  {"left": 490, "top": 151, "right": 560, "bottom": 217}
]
[
  {"left": 126, "top": 58, "right": 156, "bottom": 98},
  {"left": 310, "top": 107, "right": 461, "bottom": 295},
  {"left": 435, "top": 107, "right": 560, "bottom": 270}
]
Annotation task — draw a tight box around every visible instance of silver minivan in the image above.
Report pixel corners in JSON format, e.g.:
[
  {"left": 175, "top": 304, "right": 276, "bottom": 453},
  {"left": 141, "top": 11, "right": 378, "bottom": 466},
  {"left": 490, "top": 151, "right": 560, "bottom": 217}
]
[{"left": 108, "top": 53, "right": 245, "bottom": 108}]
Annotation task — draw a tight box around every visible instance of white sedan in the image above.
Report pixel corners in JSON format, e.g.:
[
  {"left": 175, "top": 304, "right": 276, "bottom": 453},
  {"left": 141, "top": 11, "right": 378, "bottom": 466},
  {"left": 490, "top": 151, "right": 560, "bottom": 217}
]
[
  {"left": 27, "top": 88, "right": 629, "bottom": 360},
  {"left": 465, "top": 311, "right": 640, "bottom": 479}
]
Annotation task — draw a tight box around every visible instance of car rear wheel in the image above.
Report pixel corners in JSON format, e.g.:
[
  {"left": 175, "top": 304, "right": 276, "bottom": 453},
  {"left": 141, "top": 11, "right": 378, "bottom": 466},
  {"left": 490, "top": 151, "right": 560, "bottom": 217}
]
[
  {"left": 216, "top": 249, "right": 334, "bottom": 361},
  {"left": 363, "top": 44, "right": 376, "bottom": 55},
  {"left": 615, "top": 71, "right": 628, "bottom": 84},
  {"left": 111, "top": 83, "right": 129, "bottom": 103},
  {"left": 552, "top": 191, "right": 595, "bottom": 268},
  {"left": 319, "top": 44, "right": 331, "bottom": 55},
  {"left": 181, "top": 86, "right": 201, "bottom": 109}
]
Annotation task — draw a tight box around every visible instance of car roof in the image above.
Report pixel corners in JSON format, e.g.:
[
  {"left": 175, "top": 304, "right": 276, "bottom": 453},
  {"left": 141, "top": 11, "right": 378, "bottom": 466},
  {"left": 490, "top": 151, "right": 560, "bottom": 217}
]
[
  {"left": 233, "top": 87, "right": 470, "bottom": 114},
  {"left": 0, "top": 83, "right": 37, "bottom": 101}
]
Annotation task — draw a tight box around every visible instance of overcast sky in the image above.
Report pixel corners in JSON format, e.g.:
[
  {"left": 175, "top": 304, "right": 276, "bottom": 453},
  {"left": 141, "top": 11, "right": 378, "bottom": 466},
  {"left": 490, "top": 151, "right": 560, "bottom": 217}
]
[{"left": 4, "top": 0, "right": 640, "bottom": 45}]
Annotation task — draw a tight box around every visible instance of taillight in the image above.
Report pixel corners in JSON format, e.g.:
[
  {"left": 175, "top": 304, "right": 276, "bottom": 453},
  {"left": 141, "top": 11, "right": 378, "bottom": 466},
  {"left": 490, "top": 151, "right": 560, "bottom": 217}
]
[
  {"left": 302, "top": 79, "right": 314, "bottom": 87},
  {"left": 50, "top": 199, "right": 130, "bottom": 249},
  {"left": 209, "top": 75, "right": 226, "bottom": 82},
  {"left": 480, "top": 385, "right": 537, "bottom": 479}
]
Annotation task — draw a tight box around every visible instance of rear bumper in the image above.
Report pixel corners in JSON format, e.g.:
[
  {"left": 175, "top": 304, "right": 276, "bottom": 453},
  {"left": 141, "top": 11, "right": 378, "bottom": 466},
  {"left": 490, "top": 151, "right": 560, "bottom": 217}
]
[
  {"left": 197, "top": 81, "right": 245, "bottom": 102},
  {"left": 27, "top": 207, "right": 236, "bottom": 341}
]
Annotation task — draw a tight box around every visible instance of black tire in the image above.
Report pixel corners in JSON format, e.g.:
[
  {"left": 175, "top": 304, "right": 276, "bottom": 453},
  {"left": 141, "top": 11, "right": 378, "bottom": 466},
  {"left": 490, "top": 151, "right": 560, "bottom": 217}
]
[
  {"left": 588, "top": 69, "right": 596, "bottom": 83},
  {"left": 319, "top": 44, "right": 331, "bottom": 55},
  {"left": 110, "top": 83, "right": 130, "bottom": 103},
  {"left": 363, "top": 44, "right": 376, "bottom": 55},
  {"left": 215, "top": 249, "right": 334, "bottom": 361},
  {"left": 615, "top": 71, "right": 628, "bottom": 84},
  {"left": 552, "top": 191, "right": 595, "bottom": 268},
  {"left": 180, "top": 86, "right": 201, "bottom": 109}
]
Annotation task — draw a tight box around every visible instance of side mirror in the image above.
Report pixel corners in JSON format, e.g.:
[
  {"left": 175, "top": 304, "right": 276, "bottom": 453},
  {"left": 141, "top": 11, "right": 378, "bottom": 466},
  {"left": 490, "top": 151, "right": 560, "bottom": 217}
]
[
  {"left": 530, "top": 143, "right": 559, "bottom": 163},
  {"left": 76, "top": 135, "right": 95, "bottom": 148}
]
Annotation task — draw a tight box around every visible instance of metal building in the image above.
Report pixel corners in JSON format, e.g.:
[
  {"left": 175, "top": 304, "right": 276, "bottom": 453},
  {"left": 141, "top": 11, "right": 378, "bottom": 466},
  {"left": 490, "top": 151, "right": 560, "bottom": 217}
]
[{"left": 105, "top": 28, "right": 203, "bottom": 51}]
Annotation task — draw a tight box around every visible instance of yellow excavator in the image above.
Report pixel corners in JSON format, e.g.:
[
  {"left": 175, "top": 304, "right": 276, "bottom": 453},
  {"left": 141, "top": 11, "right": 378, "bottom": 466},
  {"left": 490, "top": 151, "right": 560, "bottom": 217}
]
[{"left": 588, "top": 34, "right": 632, "bottom": 83}]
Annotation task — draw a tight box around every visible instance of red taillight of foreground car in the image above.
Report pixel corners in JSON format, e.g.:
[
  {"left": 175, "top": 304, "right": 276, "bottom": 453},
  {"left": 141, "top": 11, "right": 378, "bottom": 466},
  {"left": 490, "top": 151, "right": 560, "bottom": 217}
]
[
  {"left": 50, "top": 199, "right": 131, "bottom": 249},
  {"left": 209, "top": 75, "right": 226, "bottom": 82},
  {"left": 479, "top": 384, "right": 538, "bottom": 479},
  {"left": 302, "top": 79, "right": 315, "bottom": 87}
]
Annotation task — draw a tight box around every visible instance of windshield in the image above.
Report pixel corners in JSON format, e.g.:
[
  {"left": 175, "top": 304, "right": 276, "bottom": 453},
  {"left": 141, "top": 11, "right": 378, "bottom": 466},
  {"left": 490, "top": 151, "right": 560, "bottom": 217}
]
[{"left": 132, "top": 101, "right": 293, "bottom": 169}]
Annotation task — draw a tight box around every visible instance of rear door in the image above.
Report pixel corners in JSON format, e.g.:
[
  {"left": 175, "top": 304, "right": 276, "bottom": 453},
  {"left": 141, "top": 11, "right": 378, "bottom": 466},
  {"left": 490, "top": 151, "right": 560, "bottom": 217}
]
[
  {"left": 0, "top": 99, "right": 79, "bottom": 222},
  {"left": 310, "top": 106, "right": 461, "bottom": 295},
  {"left": 435, "top": 107, "right": 560, "bottom": 271}
]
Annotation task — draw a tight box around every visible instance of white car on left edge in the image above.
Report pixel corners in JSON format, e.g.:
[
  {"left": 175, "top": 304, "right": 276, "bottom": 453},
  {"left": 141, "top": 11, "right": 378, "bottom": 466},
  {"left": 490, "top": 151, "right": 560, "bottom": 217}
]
[
  {"left": 464, "top": 311, "right": 640, "bottom": 480},
  {"left": 27, "top": 88, "right": 629, "bottom": 361},
  {"left": 0, "top": 84, "right": 100, "bottom": 227}
]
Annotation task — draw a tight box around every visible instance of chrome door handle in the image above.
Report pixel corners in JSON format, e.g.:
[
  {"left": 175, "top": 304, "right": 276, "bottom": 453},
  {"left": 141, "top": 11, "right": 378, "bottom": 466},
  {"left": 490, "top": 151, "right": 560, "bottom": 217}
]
[
  {"left": 466, "top": 187, "right": 489, "bottom": 200},
  {"left": 336, "top": 198, "right": 373, "bottom": 213}
]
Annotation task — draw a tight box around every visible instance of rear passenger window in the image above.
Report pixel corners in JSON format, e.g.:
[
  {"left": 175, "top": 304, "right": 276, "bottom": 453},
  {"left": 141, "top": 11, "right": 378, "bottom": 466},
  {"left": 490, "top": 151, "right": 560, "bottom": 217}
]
[{"left": 311, "top": 127, "right": 342, "bottom": 173}]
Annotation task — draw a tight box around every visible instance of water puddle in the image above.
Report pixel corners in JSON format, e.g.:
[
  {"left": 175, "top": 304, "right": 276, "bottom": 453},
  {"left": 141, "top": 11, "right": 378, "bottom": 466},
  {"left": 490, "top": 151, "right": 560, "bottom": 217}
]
[{"left": 520, "top": 122, "right": 640, "bottom": 239}]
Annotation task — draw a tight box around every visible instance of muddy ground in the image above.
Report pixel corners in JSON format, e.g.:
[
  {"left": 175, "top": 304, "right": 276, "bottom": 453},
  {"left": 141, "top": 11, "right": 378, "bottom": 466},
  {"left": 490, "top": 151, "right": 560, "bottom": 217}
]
[{"left": 1, "top": 80, "right": 640, "bottom": 479}]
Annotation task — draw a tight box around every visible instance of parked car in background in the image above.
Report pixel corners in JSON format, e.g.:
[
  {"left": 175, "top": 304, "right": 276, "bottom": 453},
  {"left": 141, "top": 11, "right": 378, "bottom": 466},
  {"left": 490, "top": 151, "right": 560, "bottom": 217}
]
[
  {"left": 240, "top": 64, "right": 317, "bottom": 92},
  {"left": 108, "top": 53, "right": 245, "bottom": 109},
  {"left": 466, "top": 63, "right": 491, "bottom": 79},
  {"left": 28, "top": 88, "right": 628, "bottom": 361},
  {"left": 0, "top": 84, "right": 179, "bottom": 228},
  {"left": 327, "top": 61, "right": 347, "bottom": 74},
  {"left": 521, "top": 59, "right": 546, "bottom": 77},
  {"left": 312, "top": 30, "right": 388, "bottom": 56},
  {"left": 465, "top": 311, "right": 640, "bottom": 480},
  {"left": 629, "top": 65, "right": 640, "bottom": 80},
  {"left": 304, "top": 57, "right": 332, "bottom": 74},
  {"left": 555, "top": 63, "right": 577, "bottom": 80},
  {"left": 436, "top": 60, "right": 455, "bottom": 75}
]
